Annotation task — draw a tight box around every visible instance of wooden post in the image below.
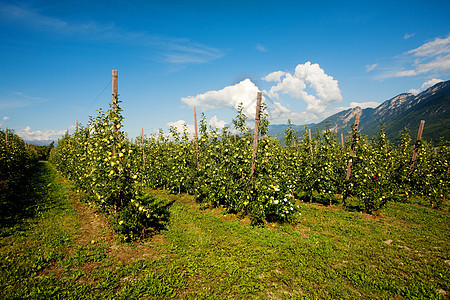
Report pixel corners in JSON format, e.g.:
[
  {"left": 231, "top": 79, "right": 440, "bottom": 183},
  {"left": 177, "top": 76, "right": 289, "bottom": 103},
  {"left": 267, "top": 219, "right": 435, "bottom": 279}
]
[
  {"left": 341, "top": 133, "right": 344, "bottom": 148},
  {"left": 409, "top": 120, "right": 425, "bottom": 176},
  {"left": 111, "top": 70, "right": 118, "bottom": 215},
  {"left": 112, "top": 70, "right": 118, "bottom": 156},
  {"left": 142, "top": 128, "right": 146, "bottom": 166},
  {"left": 305, "top": 128, "right": 313, "bottom": 202},
  {"left": 345, "top": 113, "right": 361, "bottom": 180},
  {"left": 250, "top": 92, "right": 262, "bottom": 178},
  {"left": 343, "top": 113, "right": 361, "bottom": 207},
  {"left": 112, "top": 70, "right": 118, "bottom": 110},
  {"left": 194, "top": 107, "right": 200, "bottom": 168}
]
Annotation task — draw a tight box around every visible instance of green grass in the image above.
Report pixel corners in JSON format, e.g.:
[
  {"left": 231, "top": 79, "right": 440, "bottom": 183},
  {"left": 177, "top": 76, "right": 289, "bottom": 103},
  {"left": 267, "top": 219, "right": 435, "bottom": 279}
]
[{"left": 0, "top": 162, "right": 449, "bottom": 299}]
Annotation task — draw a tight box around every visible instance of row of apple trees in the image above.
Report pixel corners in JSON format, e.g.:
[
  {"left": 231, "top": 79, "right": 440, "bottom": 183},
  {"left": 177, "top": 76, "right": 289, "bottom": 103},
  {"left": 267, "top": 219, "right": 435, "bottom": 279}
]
[
  {"left": 129, "top": 104, "right": 448, "bottom": 223},
  {"left": 50, "top": 97, "right": 170, "bottom": 240},
  {"left": 51, "top": 97, "right": 449, "bottom": 230},
  {"left": 0, "top": 129, "right": 38, "bottom": 181}
]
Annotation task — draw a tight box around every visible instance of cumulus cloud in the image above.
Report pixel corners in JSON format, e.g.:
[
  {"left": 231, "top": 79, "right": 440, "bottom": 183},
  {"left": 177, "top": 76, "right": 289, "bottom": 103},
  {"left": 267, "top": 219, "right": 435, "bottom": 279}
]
[
  {"left": 166, "top": 120, "right": 195, "bottom": 137},
  {"left": 181, "top": 62, "right": 343, "bottom": 125},
  {"left": 393, "top": 35, "right": 450, "bottom": 78},
  {"left": 181, "top": 78, "right": 260, "bottom": 117},
  {"left": 209, "top": 116, "right": 227, "bottom": 129},
  {"left": 16, "top": 126, "right": 71, "bottom": 141},
  {"left": 269, "top": 101, "right": 312, "bottom": 124},
  {"left": 265, "top": 62, "right": 342, "bottom": 115},
  {"left": 408, "top": 78, "right": 444, "bottom": 95},
  {"left": 262, "top": 71, "right": 286, "bottom": 82},
  {"left": 166, "top": 116, "right": 227, "bottom": 139}
]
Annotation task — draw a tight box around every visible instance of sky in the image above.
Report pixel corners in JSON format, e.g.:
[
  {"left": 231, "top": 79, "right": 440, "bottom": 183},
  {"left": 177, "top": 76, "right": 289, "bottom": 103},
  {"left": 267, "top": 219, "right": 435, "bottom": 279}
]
[{"left": 0, "top": 0, "right": 449, "bottom": 143}]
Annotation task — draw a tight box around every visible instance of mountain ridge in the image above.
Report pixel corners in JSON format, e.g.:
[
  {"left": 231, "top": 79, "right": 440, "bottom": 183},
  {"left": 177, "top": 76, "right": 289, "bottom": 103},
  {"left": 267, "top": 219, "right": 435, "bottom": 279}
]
[{"left": 268, "top": 80, "right": 450, "bottom": 144}]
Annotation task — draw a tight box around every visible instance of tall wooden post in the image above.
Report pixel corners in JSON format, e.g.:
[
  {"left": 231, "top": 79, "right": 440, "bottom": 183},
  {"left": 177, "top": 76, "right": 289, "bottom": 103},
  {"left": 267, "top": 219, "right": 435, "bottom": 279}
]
[
  {"left": 409, "top": 120, "right": 425, "bottom": 176},
  {"left": 346, "top": 113, "right": 361, "bottom": 180},
  {"left": 112, "top": 70, "right": 118, "bottom": 156},
  {"left": 250, "top": 92, "right": 262, "bottom": 178},
  {"left": 142, "top": 128, "right": 146, "bottom": 166},
  {"left": 112, "top": 70, "right": 118, "bottom": 112},
  {"left": 343, "top": 112, "right": 361, "bottom": 207},
  {"left": 341, "top": 133, "right": 344, "bottom": 148},
  {"left": 194, "top": 107, "right": 200, "bottom": 168}
]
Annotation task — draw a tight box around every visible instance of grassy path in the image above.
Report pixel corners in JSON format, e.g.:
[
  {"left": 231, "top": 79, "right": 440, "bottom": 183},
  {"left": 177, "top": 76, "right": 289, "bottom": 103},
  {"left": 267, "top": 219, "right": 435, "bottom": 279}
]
[{"left": 0, "top": 162, "right": 449, "bottom": 299}]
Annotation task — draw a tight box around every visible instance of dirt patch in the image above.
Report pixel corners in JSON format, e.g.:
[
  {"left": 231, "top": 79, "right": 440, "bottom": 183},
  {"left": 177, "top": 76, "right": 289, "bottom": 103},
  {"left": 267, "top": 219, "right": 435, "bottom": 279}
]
[
  {"left": 38, "top": 183, "right": 169, "bottom": 279},
  {"left": 68, "top": 194, "right": 168, "bottom": 262}
]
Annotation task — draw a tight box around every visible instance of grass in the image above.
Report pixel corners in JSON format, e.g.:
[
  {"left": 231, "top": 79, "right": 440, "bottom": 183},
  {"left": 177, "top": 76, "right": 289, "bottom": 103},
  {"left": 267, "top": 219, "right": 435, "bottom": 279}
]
[{"left": 0, "top": 162, "right": 449, "bottom": 299}]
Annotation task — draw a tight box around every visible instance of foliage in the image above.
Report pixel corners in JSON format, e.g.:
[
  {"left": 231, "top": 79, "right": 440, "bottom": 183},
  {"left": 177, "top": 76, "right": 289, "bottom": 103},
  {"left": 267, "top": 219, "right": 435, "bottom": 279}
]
[
  {"left": 0, "top": 129, "right": 38, "bottom": 181},
  {"left": 51, "top": 96, "right": 449, "bottom": 227},
  {"left": 29, "top": 142, "right": 55, "bottom": 161},
  {"left": 50, "top": 96, "right": 170, "bottom": 240}
]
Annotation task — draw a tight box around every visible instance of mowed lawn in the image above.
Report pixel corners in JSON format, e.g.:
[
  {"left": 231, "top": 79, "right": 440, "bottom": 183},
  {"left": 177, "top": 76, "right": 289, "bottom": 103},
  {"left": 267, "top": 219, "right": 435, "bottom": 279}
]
[{"left": 0, "top": 161, "right": 449, "bottom": 299}]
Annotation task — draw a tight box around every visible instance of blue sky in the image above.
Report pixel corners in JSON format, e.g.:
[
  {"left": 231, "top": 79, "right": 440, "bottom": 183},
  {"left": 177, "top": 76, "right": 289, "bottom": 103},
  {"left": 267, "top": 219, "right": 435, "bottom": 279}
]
[{"left": 1, "top": 0, "right": 449, "bottom": 142}]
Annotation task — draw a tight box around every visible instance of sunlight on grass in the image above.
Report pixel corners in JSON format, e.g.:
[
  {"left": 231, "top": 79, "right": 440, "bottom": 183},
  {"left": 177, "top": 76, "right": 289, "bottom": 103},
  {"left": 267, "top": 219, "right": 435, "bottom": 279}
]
[{"left": 0, "top": 163, "right": 448, "bottom": 299}]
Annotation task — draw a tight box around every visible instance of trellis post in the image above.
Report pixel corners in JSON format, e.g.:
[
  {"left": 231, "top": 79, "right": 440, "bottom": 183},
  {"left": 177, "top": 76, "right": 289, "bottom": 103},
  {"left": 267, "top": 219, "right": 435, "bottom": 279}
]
[
  {"left": 409, "top": 120, "right": 425, "bottom": 176},
  {"left": 250, "top": 92, "right": 262, "bottom": 178},
  {"left": 142, "top": 128, "right": 146, "bottom": 166},
  {"left": 343, "top": 112, "right": 361, "bottom": 207},
  {"left": 112, "top": 70, "right": 118, "bottom": 156},
  {"left": 194, "top": 106, "right": 200, "bottom": 168}
]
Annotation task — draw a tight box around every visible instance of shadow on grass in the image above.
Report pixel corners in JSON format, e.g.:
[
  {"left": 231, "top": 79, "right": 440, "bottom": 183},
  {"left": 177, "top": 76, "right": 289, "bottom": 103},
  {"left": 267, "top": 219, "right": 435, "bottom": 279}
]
[
  {"left": 297, "top": 192, "right": 343, "bottom": 207},
  {"left": 0, "top": 162, "right": 57, "bottom": 236}
]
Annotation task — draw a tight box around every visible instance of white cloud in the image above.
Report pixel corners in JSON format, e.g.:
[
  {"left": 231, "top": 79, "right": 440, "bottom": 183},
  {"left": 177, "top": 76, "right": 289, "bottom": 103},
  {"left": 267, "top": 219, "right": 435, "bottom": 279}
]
[
  {"left": 0, "top": 116, "right": 9, "bottom": 128},
  {"left": 404, "top": 33, "right": 415, "bottom": 40},
  {"left": 349, "top": 101, "right": 380, "bottom": 109},
  {"left": 181, "top": 78, "right": 260, "bottom": 117},
  {"left": 166, "top": 120, "right": 195, "bottom": 138},
  {"left": 181, "top": 62, "right": 342, "bottom": 125},
  {"left": 269, "top": 101, "right": 312, "bottom": 124},
  {"left": 256, "top": 43, "right": 267, "bottom": 53},
  {"left": 209, "top": 116, "right": 227, "bottom": 129},
  {"left": 408, "top": 36, "right": 450, "bottom": 57},
  {"left": 394, "top": 70, "right": 418, "bottom": 77},
  {"left": 267, "top": 62, "right": 342, "bottom": 115},
  {"left": 262, "top": 71, "right": 286, "bottom": 82},
  {"left": 16, "top": 126, "right": 72, "bottom": 141},
  {"left": 0, "top": 3, "right": 224, "bottom": 65},
  {"left": 391, "top": 35, "right": 450, "bottom": 78},
  {"left": 366, "top": 63, "right": 378, "bottom": 72},
  {"left": 408, "top": 78, "right": 444, "bottom": 95}
]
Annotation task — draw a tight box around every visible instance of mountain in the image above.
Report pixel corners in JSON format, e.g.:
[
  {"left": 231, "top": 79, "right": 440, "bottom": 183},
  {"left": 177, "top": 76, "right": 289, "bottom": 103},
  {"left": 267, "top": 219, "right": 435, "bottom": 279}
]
[
  {"left": 267, "top": 123, "right": 314, "bottom": 141},
  {"left": 271, "top": 80, "right": 450, "bottom": 144},
  {"left": 25, "top": 139, "right": 56, "bottom": 146}
]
